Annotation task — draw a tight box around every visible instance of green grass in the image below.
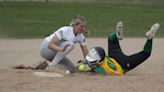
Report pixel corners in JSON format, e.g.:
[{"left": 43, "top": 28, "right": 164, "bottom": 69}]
[{"left": 0, "top": 2, "right": 164, "bottom": 38}]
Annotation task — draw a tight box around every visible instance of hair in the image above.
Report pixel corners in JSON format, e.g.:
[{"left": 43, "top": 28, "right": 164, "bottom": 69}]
[{"left": 70, "top": 15, "right": 87, "bottom": 26}]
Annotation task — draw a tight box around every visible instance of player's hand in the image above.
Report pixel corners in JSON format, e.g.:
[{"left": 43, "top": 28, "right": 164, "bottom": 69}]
[
  {"left": 61, "top": 44, "right": 70, "bottom": 52},
  {"left": 77, "top": 60, "right": 85, "bottom": 64}
]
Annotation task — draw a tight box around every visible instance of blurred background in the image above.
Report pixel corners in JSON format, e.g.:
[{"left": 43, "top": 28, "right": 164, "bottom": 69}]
[{"left": 0, "top": 0, "right": 164, "bottom": 38}]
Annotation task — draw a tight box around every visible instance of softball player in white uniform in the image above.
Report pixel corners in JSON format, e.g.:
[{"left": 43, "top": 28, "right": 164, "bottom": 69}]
[{"left": 39, "top": 15, "right": 88, "bottom": 71}]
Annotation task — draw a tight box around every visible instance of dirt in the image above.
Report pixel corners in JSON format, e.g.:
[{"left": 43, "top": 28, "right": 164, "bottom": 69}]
[{"left": 0, "top": 38, "right": 164, "bottom": 92}]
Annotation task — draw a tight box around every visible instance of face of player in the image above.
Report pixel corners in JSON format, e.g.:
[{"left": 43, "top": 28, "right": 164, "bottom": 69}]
[{"left": 73, "top": 22, "right": 86, "bottom": 35}]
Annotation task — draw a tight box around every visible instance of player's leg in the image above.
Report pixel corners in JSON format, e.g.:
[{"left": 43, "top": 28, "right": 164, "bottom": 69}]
[
  {"left": 40, "top": 40, "right": 57, "bottom": 61},
  {"left": 59, "top": 57, "right": 75, "bottom": 71},
  {"left": 123, "top": 23, "right": 160, "bottom": 72},
  {"left": 49, "top": 41, "right": 75, "bottom": 66},
  {"left": 37, "top": 40, "right": 75, "bottom": 69},
  {"left": 108, "top": 21, "right": 124, "bottom": 56},
  {"left": 35, "top": 40, "right": 57, "bottom": 70},
  {"left": 107, "top": 21, "right": 129, "bottom": 68},
  {"left": 123, "top": 39, "right": 152, "bottom": 72}
]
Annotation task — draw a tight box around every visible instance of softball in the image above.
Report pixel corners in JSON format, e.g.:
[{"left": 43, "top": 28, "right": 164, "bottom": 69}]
[
  {"left": 78, "top": 64, "right": 86, "bottom": 71},
  {"left": 65, "top": 70, "right": 70, "bottom": 74}
]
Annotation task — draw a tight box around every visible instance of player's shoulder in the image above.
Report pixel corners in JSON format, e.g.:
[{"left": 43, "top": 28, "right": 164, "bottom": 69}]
[
  {"left": 58, "top": 26, "right": 71, "bottom": 31},
  {"left": 79, "top": 33, "right": 86, "bottom": 38},
  {"left": 76, "top": 33, "right": 86, "bottom": 43}
]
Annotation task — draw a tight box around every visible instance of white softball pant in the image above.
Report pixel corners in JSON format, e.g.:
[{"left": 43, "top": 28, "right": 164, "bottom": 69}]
[{"left": 40, "top": 40, "right": 75, "bottom": 70}]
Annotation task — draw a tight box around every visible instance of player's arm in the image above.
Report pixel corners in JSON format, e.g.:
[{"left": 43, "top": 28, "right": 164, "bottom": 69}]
[
  {"left": 80, "top": 45, "right": 88, "bottom": 58},
  {"left": 79, "top": 35, "right": 88, "bottom": 58},
  {"left": 92, "top": 66, "right": 105, "bottom": 74},
  {"left": 48, "top": 35, "right": 69, "bottom": 52}
]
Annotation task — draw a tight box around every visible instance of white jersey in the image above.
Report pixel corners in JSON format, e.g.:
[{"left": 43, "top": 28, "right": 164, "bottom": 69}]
[{"left": 45, "top": 26, "right": 86, "bottom": 46}]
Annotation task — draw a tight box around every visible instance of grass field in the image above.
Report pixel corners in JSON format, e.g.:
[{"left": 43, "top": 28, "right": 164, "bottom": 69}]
[{"left": 0, "top": 1, "right": 164, "bottom": 38}]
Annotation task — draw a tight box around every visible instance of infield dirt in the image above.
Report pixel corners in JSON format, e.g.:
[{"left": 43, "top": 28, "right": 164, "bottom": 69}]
[{"left": 0, "top": 38, "right": 164, "bottom": 92}]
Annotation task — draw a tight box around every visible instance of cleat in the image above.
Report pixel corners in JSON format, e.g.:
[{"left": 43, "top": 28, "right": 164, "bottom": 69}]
[
  {"left": 34, "top": 61, "right": 48, "bottom": 70},
  {"left": 145, "top": 23, "right": 160, "bottom": 39},
  {"left": 116, "top": 21, "right": 123, "bottom": 40}
]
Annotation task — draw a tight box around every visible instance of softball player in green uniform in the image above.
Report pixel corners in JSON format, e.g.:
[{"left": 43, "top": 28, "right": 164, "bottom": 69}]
[{"left": 84, "top": 22, "right": 160, "bottom": 75}]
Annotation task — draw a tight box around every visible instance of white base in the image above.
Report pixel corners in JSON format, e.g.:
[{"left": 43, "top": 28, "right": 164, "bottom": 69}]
[{"left": 33, "top": 72, "right": 63, "bottom": 78}]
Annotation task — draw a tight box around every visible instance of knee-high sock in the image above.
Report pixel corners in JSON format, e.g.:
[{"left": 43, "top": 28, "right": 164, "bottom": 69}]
[
  {"left": 144, "top": 39, "right": 152, "bottom": 54},
  {"left": 108, "top": 32, "right": 117, "bottom": 42},
  {"left": 49, "top": 45, "right": 74, "bottom": 66}
]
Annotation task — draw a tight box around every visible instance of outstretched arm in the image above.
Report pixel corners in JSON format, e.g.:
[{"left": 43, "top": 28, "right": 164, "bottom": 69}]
[{"left": 80, "top": 45, "right": 88, "bottom": 58}]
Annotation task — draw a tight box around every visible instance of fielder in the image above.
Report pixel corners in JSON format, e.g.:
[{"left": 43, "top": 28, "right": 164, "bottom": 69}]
[
  {"left": 82, "top": 22, "right": 160, "bottom": 75},
  {"left": 36, "top": 15, "right": 88, "bottom": 71}
]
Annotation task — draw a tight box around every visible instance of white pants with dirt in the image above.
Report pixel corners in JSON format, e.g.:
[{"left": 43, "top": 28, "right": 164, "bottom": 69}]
[{"left": 40, "top": 40, "right": 75, "bottom": 70}]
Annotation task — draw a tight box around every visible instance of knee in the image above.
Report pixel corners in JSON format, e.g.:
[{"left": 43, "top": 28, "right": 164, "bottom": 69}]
[{"left": 67, "top": 42, "right": 75, "bottom": 50}]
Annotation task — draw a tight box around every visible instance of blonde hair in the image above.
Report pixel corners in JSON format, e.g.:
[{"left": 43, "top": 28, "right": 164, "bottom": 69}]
[{"left": 70, "top": 15, "right": 87, "bottom": 26}]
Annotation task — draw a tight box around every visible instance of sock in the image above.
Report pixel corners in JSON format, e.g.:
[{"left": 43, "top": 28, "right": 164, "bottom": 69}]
[
  {"left": 108, "top": 32, "right": 117, "bottom": 42},
  {"left": 144, "top": 39, "right": 152, "bottom": 54}
]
